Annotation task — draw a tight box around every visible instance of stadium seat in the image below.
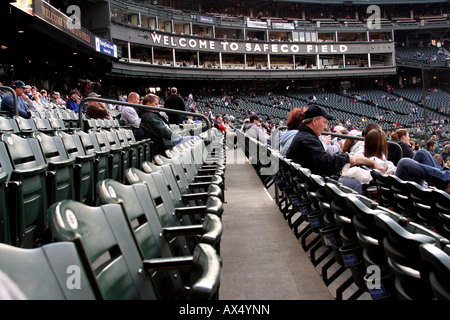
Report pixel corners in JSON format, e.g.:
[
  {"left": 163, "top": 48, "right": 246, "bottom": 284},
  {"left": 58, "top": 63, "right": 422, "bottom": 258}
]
[
  {"left": 374, "top": 213, "right": 442, "bottom": 299},
  {"left": 97, "top": 178, "right": 222, "bottom": 255},
  {"left": 33, "top": 117, "right": 55, "bottom": 135},
  {"left": 0, "top": 133, "right": 48, "bottom": 247},
  {"left": 92, "top": 130, "right": 123, "bottom": 183},
  {"left": 0, "top": 167, "right": 9, "bottom": 244},
  {"left": 0, "top": 116, "right": 20, "bottom": 134},
  {"left": 388, "top": 175, "right": 417, "bottom": 220},
  {"left": 55, "top": 130, "right": 96, "bottom": 205},
  {"left": 14, "top": 116, "right": 38, "bottom": 137},
  {"left": 31, "top": 131, "right": 75, "bottom": 205},
  {"left": 370, "top": 169, "right": 396, "bottom": 210},
  {"left": 140, "top": 160, "right": 223, "bottom": 209},
  {"left": 344, "top": 194, "right": 397, "bottom": 299},
  {"left": 115, "top": 128, "right": 140, "bottom": 169},
  {"left": 156, "top": 154, "right": 224, "bottom": 201},
  {"left": 419, "top": 242, "right": 450, "bottom": 300},
  {"left": 407, "top": 181, "right": 441, "bottom": 230},
  {"left": 434, "top": 188, "right": 450, "bottom": 239},
  {"left": 125, "top": 167, "right": 223, "bottom": 248},
  {"left": 0, "top": 241, "right": 99, "bottom": 300},
  {"left": 75, "top": 130, "right": 110, "bottom": 197},
  {"left": 48, "top": 200, "right": 222, "bottom": 300}
]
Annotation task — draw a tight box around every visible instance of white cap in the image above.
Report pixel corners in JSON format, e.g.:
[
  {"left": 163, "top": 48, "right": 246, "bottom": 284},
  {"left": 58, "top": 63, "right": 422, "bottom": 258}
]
[{"left": 348, "top": 129, "right": 362, "bottom": 137}]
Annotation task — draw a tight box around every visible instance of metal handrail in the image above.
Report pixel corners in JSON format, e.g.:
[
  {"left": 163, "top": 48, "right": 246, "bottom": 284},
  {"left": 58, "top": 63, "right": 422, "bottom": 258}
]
[
  {"left": 0, "top": 86, "right": 18, "bottom": 116},
  {"left": 78, "top": 97, "right": 211, "bottom": 133}
]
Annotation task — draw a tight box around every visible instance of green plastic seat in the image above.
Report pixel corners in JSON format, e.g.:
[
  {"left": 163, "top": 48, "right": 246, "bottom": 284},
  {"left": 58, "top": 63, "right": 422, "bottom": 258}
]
[
  {"left": 0, "top": 241, "right": 98, "bottom": 300},
  {"left": 125, "top": 167, "right": 223, "bottom": 241},
  {"left": 31, "top": 131, "right": 76, "bottom": 205},
  {"left": 75, "top": 130, "right": 110, "bottom": 197},
  {"left": 419, "top": 243, "right": 450, "bottom": 300},
  {"left": 0, "top": 167, "right": 9, "bottom": 244},
  {"left": 141, "top": 160, "right": 223, "bottom": 206},
  {"left": 0, "top": 116, "right": 20, "bottom": 134},
  {"left": 374, "top": 213, "right": 441, "bottom": 300},
  {"left": 14, "top": 116, "right": 37, "bottom": 137},
  {"left": 0, "top": 133, "right": 48, "bottom": 247},
  {"left": 93, "top": 130, "right": 123, "bottom": 183},
  {"left": 48, "top": 200, "right": 221, "bottom": 300},
  {"left": 55, "top": 130, "right": 96, "bottom": 205}
]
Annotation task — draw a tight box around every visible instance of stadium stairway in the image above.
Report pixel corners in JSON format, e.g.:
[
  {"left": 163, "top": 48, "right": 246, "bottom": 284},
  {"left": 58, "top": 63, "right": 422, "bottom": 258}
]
[{"left": 218, "top": 146, "right": 334, "bottom": 300}]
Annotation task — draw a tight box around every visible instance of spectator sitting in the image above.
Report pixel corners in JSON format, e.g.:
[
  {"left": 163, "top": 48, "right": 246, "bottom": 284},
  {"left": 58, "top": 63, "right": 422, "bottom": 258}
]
[
  {"left": 440, "top": 143, "right": 450, "bottom": 162},
  {"left": 286, "top": 105, "right": 385, "bottom": 194},
  {"left": 434, "top": 154, "right": 444, "bottom": 169},
  {"left": 120, "top": 92, "right": 144, "bottom": 140},
  {"left": 351, "top": 122, "right": 383, "bottom": 155},
  {"left": 426, "top": 139, "right": 436, "bottom": 156},
  {"left": 66, "top": 90, "right": 80, "bottom": 113},
  {"left": 243, "top": 114, "right": 267, "bottom": 142},
  {"left": 140, "top": 93, "right": 198, "bottom": 157},
  {"left": 85, "top": 93, "right": 110, "bottom": 120},
  {"left": 387, "top": 129, "right": 415, "bottom": 166},
  {"left": 0, "top": 80, "right": 33, "bottom": 119},
  {"left": 213, "top": 114, "right": 226, "bottom": 133},
  {"left": 40, "top": 90, "right": 49, "bottom": 104},
  {"left": 279, "top": 107, "right": 307, "bottom": 156},
  {"left": 342, "top": 129, "right": 361, "bottom": 153}
]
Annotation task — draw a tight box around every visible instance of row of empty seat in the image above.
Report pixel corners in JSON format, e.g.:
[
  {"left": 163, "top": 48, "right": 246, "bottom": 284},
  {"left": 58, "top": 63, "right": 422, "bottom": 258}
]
[{"left": 0, "top": 121, "right": 228, "bottom": 300}]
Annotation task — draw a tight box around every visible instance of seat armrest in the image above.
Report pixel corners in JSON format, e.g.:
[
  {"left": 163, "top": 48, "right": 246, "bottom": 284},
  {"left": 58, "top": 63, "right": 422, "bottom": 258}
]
[{"left": 143, "top": 256, "right": 193, "bottom": 271}]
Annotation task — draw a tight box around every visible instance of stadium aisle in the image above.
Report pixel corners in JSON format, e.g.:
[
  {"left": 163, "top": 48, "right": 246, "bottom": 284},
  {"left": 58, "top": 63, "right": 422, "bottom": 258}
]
[{"left": 218, "top": 147, "right": 333, "bottom": 300}]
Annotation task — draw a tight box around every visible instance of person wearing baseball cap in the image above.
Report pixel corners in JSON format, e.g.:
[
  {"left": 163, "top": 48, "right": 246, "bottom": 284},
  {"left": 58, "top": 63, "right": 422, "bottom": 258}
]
[
  {"left": 0, "top": 80, "right": 33, "bottom": 118},
  {"left": 243, "top": 114, "right": 267, "bottom": 142},
  {"left": 286, "top": 104, "right": 385, "bottom": 194}
]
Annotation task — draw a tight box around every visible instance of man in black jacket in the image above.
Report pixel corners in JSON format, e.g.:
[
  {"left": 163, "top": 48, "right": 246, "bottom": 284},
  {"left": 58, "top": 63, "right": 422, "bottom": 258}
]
[
  {"left": 286, "top": 105, "right": 384, "bottom": 193},
  {"left": 164, "top": 87, "right": 186, "bottom": 124}
]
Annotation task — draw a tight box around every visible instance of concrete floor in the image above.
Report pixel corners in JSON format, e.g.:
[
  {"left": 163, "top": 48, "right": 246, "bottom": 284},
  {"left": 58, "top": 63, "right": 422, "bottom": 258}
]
[{"left": 218, "top": 148, "right": 334, "bottom": 300}]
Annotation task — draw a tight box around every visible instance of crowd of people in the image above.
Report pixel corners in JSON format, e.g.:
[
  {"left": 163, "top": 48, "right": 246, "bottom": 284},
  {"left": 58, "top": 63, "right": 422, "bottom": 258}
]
[
  {"left": 278, "top": 105, "right": 450, "bottom": 195},
  {"left": 1, "top": 80, "right": 449, "bottom": 195}
]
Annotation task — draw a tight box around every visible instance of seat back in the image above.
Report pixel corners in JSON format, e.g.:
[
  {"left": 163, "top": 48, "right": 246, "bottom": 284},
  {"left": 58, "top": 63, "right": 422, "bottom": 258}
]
[
  {"left": 94, "top": 130, "right": 122, "bottom": 182},
  {"left": 32, "top": 131, "right": 75, "bottom": 205},
  {"left": 0, "top": 133, "right": 48, "bottom": 247},
  {"left": 142, "top": 160, "right": 185, "bottom": 206},
  {"left": 95, "top": 180, "right": 190, "bottom": 299},
  {"left": 115, "top": 128, "right": 139, "bottom": 169},
  {"left": 0, "top": 116, "right": 20, "bottom": 134},
  {"left": 75, "top": 130, "right": 110, "bottom": 188},
  {"left": 419, "top": 243, "right": 450, "bottom": 300},
  {"left": 0, "top": 167, "right": 9, "bottom": 244},
  {"left": 370, "top": 169, "right": 395, "bottom": 209},
  {"left": 0, "top": 241, "right": 99, "bottom": 300},
  {"left": 97, "top": 179, "right": 191, "bottom": 257},
  {"left": 33, "top": 117, "right": 55, "bottom": 134},
  {"left": 14, "top": 116, "right": 37, "bottom": 136},
  {"left": 56, "top": 130, "right": 96, "bottom": 205},
  {"left": 374, "top": 213, "right": 439, "bottom": 299},
  {"left": 48, "top": 200, "right": 158, "bottom": 300}
]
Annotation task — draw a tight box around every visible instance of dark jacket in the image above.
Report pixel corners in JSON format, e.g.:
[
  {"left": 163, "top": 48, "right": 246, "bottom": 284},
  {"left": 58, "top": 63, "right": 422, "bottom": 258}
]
[
  {"left": 387, "top": 139, "right": 414, "bottom": 166},
  {"left": 164, "top": 94, "right": 186, "bottom": 124},
  {"left": 140, "top": 111, "right": 175, "bottom": 156},
  {"left": 286, "top": 123, "right": 349, "bottom": 176},
  {"left": 1, "top": 94, "right": 30, "bottom": 118}
]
